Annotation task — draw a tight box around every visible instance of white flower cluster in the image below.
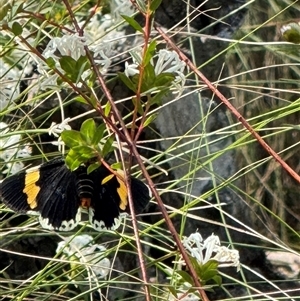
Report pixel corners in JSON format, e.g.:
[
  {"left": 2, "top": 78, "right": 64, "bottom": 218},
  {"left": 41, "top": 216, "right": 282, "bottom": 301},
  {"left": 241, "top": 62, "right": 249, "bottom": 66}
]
[
  {"left": 182, "top": 232, "right": 240, "bottom": 271},
  {"left": 125, "top": 49, "right": 187, "bottom": 94},
  {"left": 0, "top": 122, "right": 32, "bottom": 175},
  {"left": 0, "top": 59, "right": 21, "bottom": 110},
  {"left": 56, "top": 234, "right": 111, "bottom": 279},
  {"left": 36, "top": 33, "right": 88, "bottom": 89}
]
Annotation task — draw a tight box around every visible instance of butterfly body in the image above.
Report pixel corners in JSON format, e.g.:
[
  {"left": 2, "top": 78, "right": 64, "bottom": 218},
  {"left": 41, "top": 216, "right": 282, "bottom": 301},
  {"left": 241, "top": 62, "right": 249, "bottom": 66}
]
[{"left": 0, "top": 158, "right": 151, "bottom": 231}]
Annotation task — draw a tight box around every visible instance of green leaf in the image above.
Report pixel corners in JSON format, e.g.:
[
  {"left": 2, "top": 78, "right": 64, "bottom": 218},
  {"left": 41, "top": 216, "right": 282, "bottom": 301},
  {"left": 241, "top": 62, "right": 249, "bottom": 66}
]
[
  {"left": 144, "top": 40, "right": 157, "bottom": 66},
  {"left": 121, "top": 15, "right": 143, "bottom": 33},
  {"left": 70, "top": 158, "right": 83, "bottom": 171},
  {"left": 104, "top": 102, "right": 111, "bottom": 117},
  {"left": 80, "top": 119, "right": 96, "bottom": 144},
  {"left": 176, "top": 270, "right": 194, "bottom": 285},
  {"left": 142, "top": 64, "right": 156, "bottom": 90},
  {"left": 87, "top": 162, "right": 100, "bottom": 174},
  {"left": 92, "top": 123, "right": 106, "bottom": 145},
  {"left": 143, "top": 113, "right": 158, "bottom": 127},
  {"left": 65, "top": 150, "right": 85, "bottom": 171},
  {"left": 45, "top": 57, "right": 56, "bottom": 69},
  {"left": 102, "top": 136, "right": 114, "bottom": 157},
  {"left": 149, "top": 88, "right": 169, "bottom": 105},
  {"left": 74, "top": 95, "right": 88, "bottom": 104},
  {"left": 118, "top": 72, "right": 137, "bottom": 92},
  {"left": 196, "top": 260, "right": 220, "bottom": 284},
  {"left": 59, "top": 56, "right": 90, "bottom": 83},
  {"left": 150, "top": 0, "right": 162, "bottom": 11},
  {"left": 111, "top": 162, "right": 122, "bottom": 170},
  {"left": 132, "top": 97, "right": 144, "bottom": 115},
  {"left": 11, "top": 22, "right": 23, "bottom": 36},
  {"left": 154, "top": 72, "right": 175, "bottom": 87},
  {"left": 61, "top": 130, "right": 85, "bottom": 148},
  {"left": 75, "top": 56, "right": 90, "bottom": 81},
  {"left": 212, "top": 275, "right": 222, "bottom": 286},
  {"left": 59, "top": 56, "right": 77, "bottom": 77},
  {"left": 72, "top": 145, "right": 96, "bottom": 158},
  {"left": 201, "top": 269, "right": 219, "bottom": 281}
]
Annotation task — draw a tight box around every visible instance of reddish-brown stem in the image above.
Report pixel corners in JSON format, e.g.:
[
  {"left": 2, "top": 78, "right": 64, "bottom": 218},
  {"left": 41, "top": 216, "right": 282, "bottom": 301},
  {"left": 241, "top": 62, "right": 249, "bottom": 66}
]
[
  {"left": 155, "top": 24, "right": 300, "bottom": 184},
  {"left": 129, "top": 0, "right": 153, "bottom": 142}
]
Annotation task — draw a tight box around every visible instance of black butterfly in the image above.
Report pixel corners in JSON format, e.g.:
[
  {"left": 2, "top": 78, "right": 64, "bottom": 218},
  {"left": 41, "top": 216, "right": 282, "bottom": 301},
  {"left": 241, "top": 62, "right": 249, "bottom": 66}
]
[{"left": 0, "top": 158, "right": 151, "bottom": 231}]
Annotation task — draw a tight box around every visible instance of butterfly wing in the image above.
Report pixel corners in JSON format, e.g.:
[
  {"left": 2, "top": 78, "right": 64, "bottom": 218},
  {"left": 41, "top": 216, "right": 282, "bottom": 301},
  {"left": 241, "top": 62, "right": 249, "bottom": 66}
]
[
  {"left": 88, "top": 166, "right": 151, "bottom": 231},
  {"left": 1, "top": 158, "right": 81, "bottom": 231},
  {"left": 130, "top": 177, "right": 152, "bottom": 214}
]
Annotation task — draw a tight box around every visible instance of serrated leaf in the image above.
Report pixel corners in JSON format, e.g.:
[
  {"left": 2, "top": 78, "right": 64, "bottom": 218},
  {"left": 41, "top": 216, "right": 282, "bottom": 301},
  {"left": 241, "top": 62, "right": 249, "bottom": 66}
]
[
  {"left": 87, "top": 162, "right": 100, "bottom": 174},
  {"left": 61, "top": 130, "right": 85, "bottom": 148},
  {"left": 102, "top": 136, "right": 114, "bottom": 157},
  {"left": 150, "top": 0, "right": 162, "bottom": 11},
  {"left": 143, "top": 113, "right": 158, "bottom": 127},
  {"left": 121, "top": 15, "right": 143, "bottom": 33},
  {"left": 80, "top": 119, "right": 96, "bottom": 144},
  {"left": 92, "top": 123, "right": 106, "bottom": 145},
  {"left": 118, "top": 72, "right": 137, "bottom": 92}
]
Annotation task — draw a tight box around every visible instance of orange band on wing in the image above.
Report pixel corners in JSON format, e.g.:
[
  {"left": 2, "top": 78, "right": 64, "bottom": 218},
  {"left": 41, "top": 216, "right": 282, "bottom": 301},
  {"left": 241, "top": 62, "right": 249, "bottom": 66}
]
[{"left": 23, "top": 171, "right": 40, "bottom": 209}]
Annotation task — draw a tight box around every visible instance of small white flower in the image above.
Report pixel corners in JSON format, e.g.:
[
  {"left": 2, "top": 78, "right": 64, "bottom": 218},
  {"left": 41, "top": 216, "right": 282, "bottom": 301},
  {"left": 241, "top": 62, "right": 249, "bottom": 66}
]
[
  {"left": 48, "top": 118, "right": 71, "bottom": 137},
  {"left": 0, "top": 122, "right": 32, "bottom": 174},
  {"left": 154, "top": 49, "right": 186, "bottom": 75},
  {"left": 124, "top": 48, "right": 187, "bottom": 94},
  {"left": 202, "top": 234, "right": 220, "bottom": 264},
  {"left": 182, "top": 232, "right": 240, "bottom": 270},
  {"left": 0, "top": 59, "right": 20, "bottom": 109},
  {"left": 51, "top": 137, "right": 65, "bottom": 152},
  {"left": 43, "top": 34, "right": 86, "bottom": 61},
  {"left": 57, "top": 234, "right": 111, "bottom": 279},
  {"left": 214, "top": 246, "right": 240, "bottom": 270},
  {"left": 124, "top": 61, "right": 140, "bottom": 77},
  {"left": 111, "top": 0, "right": 135, "bottom": 23}
]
